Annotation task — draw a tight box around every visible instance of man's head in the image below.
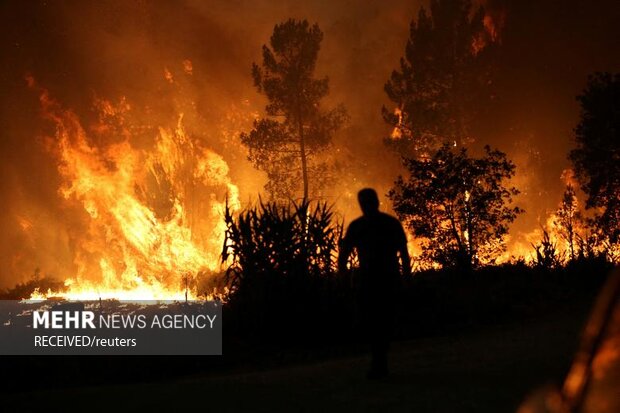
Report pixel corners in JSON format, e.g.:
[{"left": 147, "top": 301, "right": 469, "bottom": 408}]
[{"left": 358, "top": 188, "right": 380, "bottom": 215}]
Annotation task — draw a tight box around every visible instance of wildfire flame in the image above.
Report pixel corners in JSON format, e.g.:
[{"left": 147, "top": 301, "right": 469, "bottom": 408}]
[{"left": 26, "top": 77, "right": 239, "bottom": 301}]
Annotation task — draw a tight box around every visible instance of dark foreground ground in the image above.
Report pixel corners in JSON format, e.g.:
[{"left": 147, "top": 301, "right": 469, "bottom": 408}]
[{"left": 4, "top": 299, "right": 591, "bottom": 413}]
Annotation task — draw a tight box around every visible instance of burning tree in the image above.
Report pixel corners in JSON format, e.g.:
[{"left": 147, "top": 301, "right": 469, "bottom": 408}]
[
  {"left": 389, "top": 144, "right": 522, "bottom": 269},
  {"left": 569, "top": 72, "right": 620, "bottom": 246},
  {"left": 383, "top": 0, "right": 497, "bottom": 157},
  {"left": 241, "top": 19, "right": 347, "bottom": 200}
]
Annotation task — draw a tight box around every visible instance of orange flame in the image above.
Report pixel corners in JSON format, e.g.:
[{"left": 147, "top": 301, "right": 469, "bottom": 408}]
[{"left": 27, "top": 78, "right": 239, "bottom": 300}]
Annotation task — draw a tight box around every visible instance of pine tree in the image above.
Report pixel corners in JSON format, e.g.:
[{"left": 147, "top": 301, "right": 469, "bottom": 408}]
[
  {"left": 241, "top": 19, "right": 346, "bottom": 200},
  {"left": 383, "top": 0, "right": 496, "bottom": 157}
]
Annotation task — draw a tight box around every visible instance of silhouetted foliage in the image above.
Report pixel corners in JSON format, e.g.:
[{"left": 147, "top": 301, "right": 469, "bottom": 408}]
[
  {"left": 221, "top": 198, "right": 350, "bottom": 337},
  {"left": 576, "top": 231, "right": 600, "bottom": 261},
  {"left": 531, "top": 228, "right": 564, "bottom": 270},
  {"left": 554, "top": 184, "right": 583, "bottom": 261},
  {"left": 383, "top": 0, "right": 497, "bottom": 157},
  {"left": 389, "top": 144, "right": 522, "bottom": 269},
  {"left": 572, "top": 229, "right": 615, "bottom": 263},
  {"left": 0, "top": 273, "right": 65, "bottom": 299},
  {"left": 222, "top": 198, "right": 342, "bottom": 280},
  {"left": 569, "top": 72, "right": 620, "bottom": 244},
  {"left": 241, "top": 19, "right": 347, "bottom": 200}
]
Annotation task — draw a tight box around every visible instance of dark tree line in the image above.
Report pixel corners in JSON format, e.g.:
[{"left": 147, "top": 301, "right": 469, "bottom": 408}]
[
  {"left": 570, "top": 73, "right": 620, "bottom": 247},
  {"left": 384, "top": 1, "right": 618, "bottom": 268},
  {"left": 384, "top": 0, "right": 519, "bottom": 270},
  {"left": 236, "top": 5, "right": 619, "bottom": 270}
]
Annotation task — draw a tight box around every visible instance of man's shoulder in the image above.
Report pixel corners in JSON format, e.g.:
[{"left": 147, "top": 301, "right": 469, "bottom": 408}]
[
  {"left": 379, "top": 213, "right": 406, "bottom": 236},
  {"left": 378, "top": 212, "right": 401, "bottom": 225},
  {"left": 349, "top": 212, "right": 402, "bottom": 227},
  {"left": 348, "top": 216, "right": 365, "bottom": 229}
]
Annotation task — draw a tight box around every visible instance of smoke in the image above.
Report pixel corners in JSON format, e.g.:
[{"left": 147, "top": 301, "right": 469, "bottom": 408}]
[{"left": 1, "top": 0, "right": 619, "bottom": 287}]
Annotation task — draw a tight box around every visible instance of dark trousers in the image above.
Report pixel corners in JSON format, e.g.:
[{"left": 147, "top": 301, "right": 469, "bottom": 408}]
[{"left": 359, "top": 277, "right": 398, "bottom": 373}]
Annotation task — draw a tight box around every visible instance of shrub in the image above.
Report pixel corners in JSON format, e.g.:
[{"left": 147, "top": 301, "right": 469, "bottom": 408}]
[{"left": 221, "top": 198, "right": 351, "bottom": 340}]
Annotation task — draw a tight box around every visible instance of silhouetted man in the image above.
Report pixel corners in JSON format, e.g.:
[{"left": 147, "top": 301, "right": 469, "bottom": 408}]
[{"left": 338, "top": 188, "right": 411, "bottom": 379}]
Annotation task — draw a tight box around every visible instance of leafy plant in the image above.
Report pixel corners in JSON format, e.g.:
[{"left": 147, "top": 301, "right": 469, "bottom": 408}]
[
  {"left": 222, "top": 198, "right": 342, "bottom": 282},
  {"left": 220, "top": 198, "right": 347, "bottom": 337},
  {"left": 531, "top": 228, "right": 564, "bottom": 270}
]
